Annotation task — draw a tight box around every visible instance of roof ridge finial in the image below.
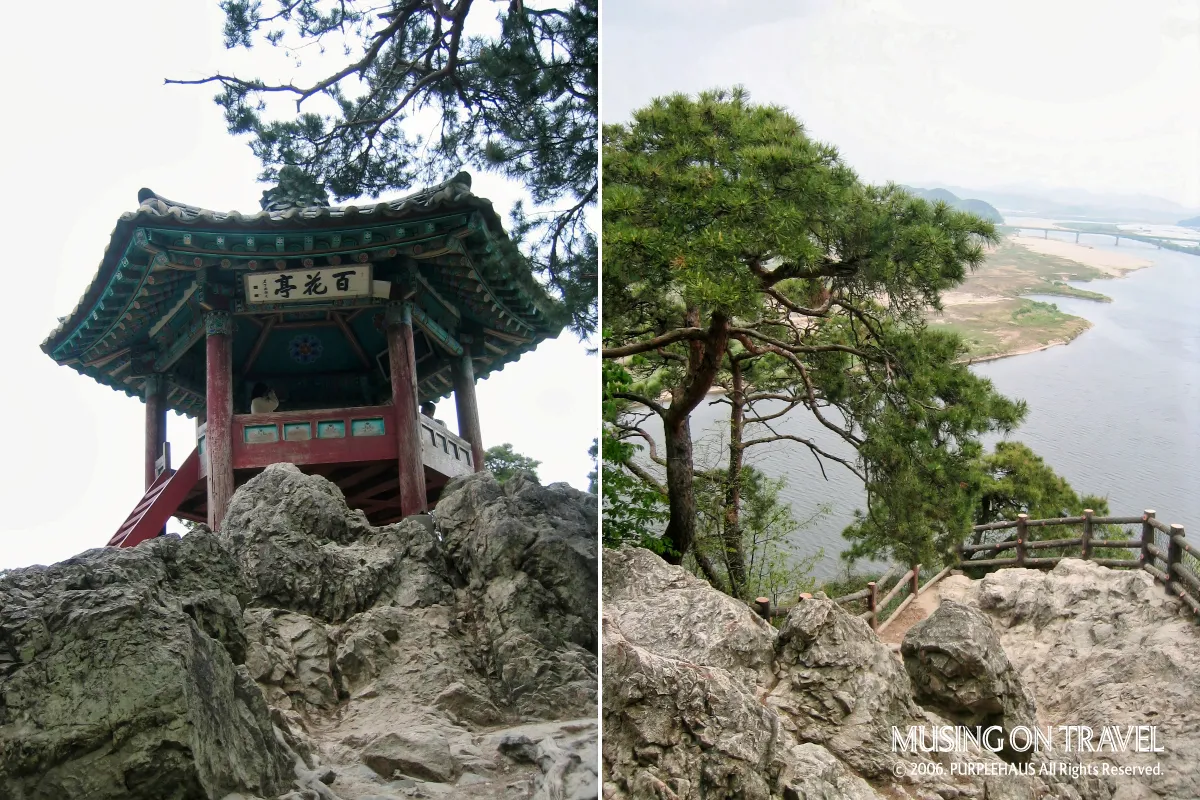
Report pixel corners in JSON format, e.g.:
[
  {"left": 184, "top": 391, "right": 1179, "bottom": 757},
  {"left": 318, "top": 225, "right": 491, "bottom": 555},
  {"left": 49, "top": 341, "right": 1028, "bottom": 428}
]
[{"left": 420, "top": 170, "right": 473, "bottom": 205}]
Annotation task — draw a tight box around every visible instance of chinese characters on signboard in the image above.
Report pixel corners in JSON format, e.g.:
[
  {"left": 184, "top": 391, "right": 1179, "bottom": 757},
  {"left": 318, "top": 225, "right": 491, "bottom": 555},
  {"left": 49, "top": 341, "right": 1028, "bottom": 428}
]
[{"left": 244, "top": 265, "right": 373, "bottom": 304}]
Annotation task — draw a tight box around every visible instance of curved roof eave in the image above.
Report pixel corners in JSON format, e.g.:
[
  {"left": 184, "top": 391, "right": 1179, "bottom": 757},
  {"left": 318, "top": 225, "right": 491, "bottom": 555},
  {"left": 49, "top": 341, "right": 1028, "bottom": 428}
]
[{"left": 42, "top": 173, "right": 568, "bottom": 358}]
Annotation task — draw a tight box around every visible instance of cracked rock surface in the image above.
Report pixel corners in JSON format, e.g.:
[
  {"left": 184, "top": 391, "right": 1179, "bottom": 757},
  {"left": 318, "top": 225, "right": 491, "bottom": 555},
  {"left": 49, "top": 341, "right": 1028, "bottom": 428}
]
[
  {"left": 0, "top": 465, "right": 597, "bottom": 800},
  {"left": 603, "top": 547, "right": 1199, "bottom": 800},
  {"left": 901, "top": 599, "right": 1039, "bottom": 764},
  {"left": 937, "top": 560, "right": 1200, "bottom": 800}
]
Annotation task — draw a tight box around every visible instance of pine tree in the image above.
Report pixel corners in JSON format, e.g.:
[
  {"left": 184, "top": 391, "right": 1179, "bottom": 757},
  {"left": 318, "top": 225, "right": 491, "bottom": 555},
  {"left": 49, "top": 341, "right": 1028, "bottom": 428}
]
[
  {"left": 976, "top": 440, "right": 1108, "bottom": 525},
  {"left": 483, "top": 443, "right": 541, "bottom": 483},
  {"left": 171, "top": 0, "right": 597, "bottom": 335},
  {"left": 603, "top": 88, "right": 1024, "bottom": 566}
]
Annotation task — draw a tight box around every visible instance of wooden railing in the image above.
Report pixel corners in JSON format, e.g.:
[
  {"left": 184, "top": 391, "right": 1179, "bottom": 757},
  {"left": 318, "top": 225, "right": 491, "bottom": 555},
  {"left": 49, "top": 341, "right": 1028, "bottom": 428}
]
[
  {"left": 418, "top": 417, "right": 474, "bottom": 477},
  {"left": 760, "top": 509, "right": 1200, "bottom": 628},
  {"left": 199, "top": 405, "right": 473, "bottom": 479},
  {"left": 957, "top": 510, "right": 1200, "bottom": 617},
  {"left": 762, "top": 562, "right": 956, "bottom": 632}
]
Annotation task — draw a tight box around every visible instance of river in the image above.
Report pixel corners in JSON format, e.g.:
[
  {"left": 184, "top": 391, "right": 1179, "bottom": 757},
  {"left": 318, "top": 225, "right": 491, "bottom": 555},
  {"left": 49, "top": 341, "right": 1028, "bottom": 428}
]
[{"left": 677, "top": 230, "right": 1200, "bottom": 579}]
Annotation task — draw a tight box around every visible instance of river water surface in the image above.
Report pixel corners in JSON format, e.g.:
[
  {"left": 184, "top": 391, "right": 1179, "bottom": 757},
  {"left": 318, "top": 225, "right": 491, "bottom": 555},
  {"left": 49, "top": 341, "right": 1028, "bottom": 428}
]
[{"left": 677, "top": 233, "right": 1200, "bottom": 578}]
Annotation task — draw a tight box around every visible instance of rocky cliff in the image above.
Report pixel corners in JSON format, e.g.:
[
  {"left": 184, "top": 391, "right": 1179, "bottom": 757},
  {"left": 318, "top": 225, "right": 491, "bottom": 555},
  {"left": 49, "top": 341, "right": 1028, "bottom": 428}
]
[
  {"left": 603, "top": 548, "right": 1199, "bottom": 800},
  {"left": 938, "top": 559, "right": 1200, "bottom": 800},
  {"left": 0, "top": 465, "right": 598, "bottom": 800}
]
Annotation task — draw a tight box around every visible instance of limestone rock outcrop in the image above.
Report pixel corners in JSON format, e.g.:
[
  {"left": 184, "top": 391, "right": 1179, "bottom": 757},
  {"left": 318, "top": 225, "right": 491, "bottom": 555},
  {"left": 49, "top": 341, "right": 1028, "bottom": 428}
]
[
  {"left": 604, "top": 547, "right": 1200, "bottom": 800},
  {"left": 603, "top": 547, "right": 776, "bottom": 690},
  {"left": 435, "top": 471, "right": 598, "bottom": 720},
  {"left": 767, "top": 592, "right": 936, "bottom": 781},
  {"left": 939, "top": 559, "right": 1200, "bottom": 800},
  {"left": 0, "top": 532, "right": 291, "bottom": 800},
  {"left": 0, "top": 464, "right": 598, "bottom": 800},
  {"left": 603, "top": 547, "right": 1040, "bottom": 800},
  {"left": 901, "top": 600, "right": 1039, "bottom": 763}
]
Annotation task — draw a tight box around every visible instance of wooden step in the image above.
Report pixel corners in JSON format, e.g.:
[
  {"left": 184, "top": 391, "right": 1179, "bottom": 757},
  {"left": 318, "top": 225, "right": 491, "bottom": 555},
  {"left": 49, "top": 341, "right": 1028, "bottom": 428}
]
[{"left": 107, "top": 449, "right": 202, "bottom": 548}]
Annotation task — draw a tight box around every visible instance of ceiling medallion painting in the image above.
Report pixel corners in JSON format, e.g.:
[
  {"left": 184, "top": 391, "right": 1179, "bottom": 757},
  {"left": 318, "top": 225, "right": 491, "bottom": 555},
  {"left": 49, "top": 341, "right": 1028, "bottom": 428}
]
[{"left": 289, "top": 333, "right": 324, "bottom": 364}]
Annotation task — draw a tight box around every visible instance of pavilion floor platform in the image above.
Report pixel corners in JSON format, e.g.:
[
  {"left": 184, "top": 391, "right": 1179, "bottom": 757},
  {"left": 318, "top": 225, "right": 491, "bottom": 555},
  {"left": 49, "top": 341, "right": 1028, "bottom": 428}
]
[{"left": 173, "top": 459, "right": 458, "bottom": 527}]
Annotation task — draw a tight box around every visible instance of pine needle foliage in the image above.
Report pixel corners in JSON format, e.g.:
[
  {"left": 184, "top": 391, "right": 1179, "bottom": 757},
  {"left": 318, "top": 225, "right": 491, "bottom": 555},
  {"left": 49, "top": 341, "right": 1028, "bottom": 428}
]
[
  {"left": 603, "top": 88, "right": 1025, "bottom": 569},
  {"left": 172, "top": 0, "right": 598, "bottom": 335}
]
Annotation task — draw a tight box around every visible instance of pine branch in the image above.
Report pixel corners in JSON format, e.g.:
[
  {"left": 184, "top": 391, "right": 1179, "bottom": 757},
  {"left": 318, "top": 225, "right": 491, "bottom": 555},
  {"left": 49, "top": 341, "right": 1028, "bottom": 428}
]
[{"left": 602, "top": 327, "right": 710, "bottom": 358}]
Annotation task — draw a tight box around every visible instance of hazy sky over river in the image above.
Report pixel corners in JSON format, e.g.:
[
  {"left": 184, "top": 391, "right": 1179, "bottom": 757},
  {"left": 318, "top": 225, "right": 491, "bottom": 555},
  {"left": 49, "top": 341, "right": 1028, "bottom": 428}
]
[{"left": 603, "top": 0, "right": 1200, "bottom": 207}]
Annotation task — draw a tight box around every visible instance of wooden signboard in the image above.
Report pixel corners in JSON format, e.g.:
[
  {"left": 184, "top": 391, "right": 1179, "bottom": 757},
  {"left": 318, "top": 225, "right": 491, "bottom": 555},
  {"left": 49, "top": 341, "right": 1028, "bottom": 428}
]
[{"left": 244, "top": 265, "right": 373, "bottom": 305}]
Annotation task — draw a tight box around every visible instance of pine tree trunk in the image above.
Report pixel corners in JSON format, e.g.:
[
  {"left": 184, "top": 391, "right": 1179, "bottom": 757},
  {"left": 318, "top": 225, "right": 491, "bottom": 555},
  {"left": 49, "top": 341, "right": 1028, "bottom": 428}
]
[
  {"left": 693, "top": 548, "right": 728, "bottom": 594},
  {"left": 657, "top": 308, "right": 729, "bottom": 565},
  {"left": 722, "top": 358, "right": 749, "bottom": 598},
  {"left": 972, "top": 497, "right": 991, "bottom": 544},
  {"left": 661, "top": 414, "right": 697, "bottom": 564}
]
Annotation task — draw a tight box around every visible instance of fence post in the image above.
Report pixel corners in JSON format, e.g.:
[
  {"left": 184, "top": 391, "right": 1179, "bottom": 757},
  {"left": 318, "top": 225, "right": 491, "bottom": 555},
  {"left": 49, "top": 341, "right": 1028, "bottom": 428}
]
[
  {"left": 754, "top": 597, "right": 771, "bottom": 621},
  {"left": 1168, "top": 525, "right": 1185, "bottom": 587},
  {"left": 867, "top": 581, "right": 878, "bottom": 631},
  {"left": 1016, "top": 514, "right": 1028, "bottom": 567},
  {"left": 1082, "top": 509, "right": 1094, "bottom": 560},
  {"left": 910, "top": 564, "right": 921, "bottom": 596},
  {"left": 1141, "top": 510, "right": 1156, "bottom": 567}
]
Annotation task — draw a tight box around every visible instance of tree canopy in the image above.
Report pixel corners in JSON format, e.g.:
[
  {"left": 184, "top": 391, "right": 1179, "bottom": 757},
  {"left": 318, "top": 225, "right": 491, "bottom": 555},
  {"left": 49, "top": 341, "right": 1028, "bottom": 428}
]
[
  {"left": 838, "top": 328, "right": 1026, "bottom": 567},
  {"left": 586, "top": 438, "right": 598, "bottom": 494},
  {"left": 603, "top": 88, "right": 1025, "bottom": 571},
  {"left": 484, "top": 442, "right": 541, "bottom": 483},
  {"left": 172, "top": 0, "right": 597, "bottom": 335},
  {"left": 976, "top": 440, "right": 1108, "bottom": 524}
]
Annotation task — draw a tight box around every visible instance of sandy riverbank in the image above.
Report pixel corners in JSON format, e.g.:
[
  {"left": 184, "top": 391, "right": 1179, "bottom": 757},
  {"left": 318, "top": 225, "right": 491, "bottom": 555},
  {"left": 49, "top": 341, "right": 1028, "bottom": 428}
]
[
  {"left": 962, "top": 328, "right": 1090, "bottom": 364},
  {"left": 934, "top": 236, "right": 1150, "bottom": 362},
  {"left": 1009, "top": 236, "right": 1152, "bottom": 276},
  {"left": 647, "top": 237, "right": 1156, "bottom": 386}
]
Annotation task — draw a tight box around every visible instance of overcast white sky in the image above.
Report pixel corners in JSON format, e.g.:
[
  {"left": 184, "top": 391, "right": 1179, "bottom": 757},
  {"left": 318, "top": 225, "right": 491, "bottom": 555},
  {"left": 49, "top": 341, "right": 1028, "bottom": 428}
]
[
  {"left": 603, "top": 0, "right": 1200, "bottom": 207},
  {"left": 0, "top": 1, "right": 597, "bottom": 570}
]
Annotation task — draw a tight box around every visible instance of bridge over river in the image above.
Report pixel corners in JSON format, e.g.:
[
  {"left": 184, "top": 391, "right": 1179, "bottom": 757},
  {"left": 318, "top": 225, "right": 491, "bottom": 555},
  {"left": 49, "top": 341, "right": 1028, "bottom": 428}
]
[{"left": 999, "top": 224, "right": 1200, "bottom": 254}]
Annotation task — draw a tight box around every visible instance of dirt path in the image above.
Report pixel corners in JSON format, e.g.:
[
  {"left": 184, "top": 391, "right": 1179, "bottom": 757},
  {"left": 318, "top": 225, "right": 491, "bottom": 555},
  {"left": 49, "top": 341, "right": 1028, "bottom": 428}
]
[{"left": 878, "top": 587, "right": 944, "bottom": 646}]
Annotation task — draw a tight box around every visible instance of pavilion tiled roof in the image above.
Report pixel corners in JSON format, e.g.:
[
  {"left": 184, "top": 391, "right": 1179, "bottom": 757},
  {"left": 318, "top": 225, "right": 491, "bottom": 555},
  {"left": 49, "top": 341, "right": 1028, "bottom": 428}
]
[{"left": 43, "top": 173, "right": 566, "bottom": 416}]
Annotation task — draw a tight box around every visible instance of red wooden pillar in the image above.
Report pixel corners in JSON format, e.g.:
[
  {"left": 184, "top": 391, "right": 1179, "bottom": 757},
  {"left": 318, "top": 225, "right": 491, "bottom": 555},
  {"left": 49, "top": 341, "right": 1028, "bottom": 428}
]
[
  {"left": 386, "top": 304, "right": 427, "bottom": 516},
  {"left": 452, "top": 339, "right": 486, "bottom": 473},
  {"left": 205, "top": 312, "right": 235, "bottom": 530},
  {"left": 144, "top": 374, "right": 168, "bottom": 489}
]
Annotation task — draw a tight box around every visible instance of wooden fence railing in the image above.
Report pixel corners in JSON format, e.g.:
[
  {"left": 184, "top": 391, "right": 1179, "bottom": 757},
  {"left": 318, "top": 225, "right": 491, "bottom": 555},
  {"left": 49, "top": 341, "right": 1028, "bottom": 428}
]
[
  {"left": 763, "top": 562, "right": 956, "bottom": 632},
  {"left": 957, "top": 509, "right": 1200, "bottom": 617},
  {"left": 759, "top": 508, "right": 1200, "bottom": 628}
]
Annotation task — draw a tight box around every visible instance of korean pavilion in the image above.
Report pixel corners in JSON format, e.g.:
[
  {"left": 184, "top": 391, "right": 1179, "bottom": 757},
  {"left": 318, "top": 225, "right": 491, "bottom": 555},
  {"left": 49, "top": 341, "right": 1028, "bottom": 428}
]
[{"left": 42, "top": 172, "right": 565, "bottom": 547}]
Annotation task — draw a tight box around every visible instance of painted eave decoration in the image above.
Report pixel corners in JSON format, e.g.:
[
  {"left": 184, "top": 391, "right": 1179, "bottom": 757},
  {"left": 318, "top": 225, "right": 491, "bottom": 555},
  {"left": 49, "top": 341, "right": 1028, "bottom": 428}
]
[{"left": 41, "top": 173, "right": 567, "bottom": 417}]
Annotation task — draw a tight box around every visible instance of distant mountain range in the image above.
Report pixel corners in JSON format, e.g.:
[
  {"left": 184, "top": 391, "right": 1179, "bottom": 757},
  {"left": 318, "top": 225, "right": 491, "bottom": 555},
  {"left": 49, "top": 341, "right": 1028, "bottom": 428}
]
[
  {"left": 1179, "top": 216, "right": 1200, "bottom": 228},
  {"left": 936, "top": 184, "right": 1200, "bottom": 226},
  {"left": 900, "top": 186, "right": 1004, "bottom": 223}
]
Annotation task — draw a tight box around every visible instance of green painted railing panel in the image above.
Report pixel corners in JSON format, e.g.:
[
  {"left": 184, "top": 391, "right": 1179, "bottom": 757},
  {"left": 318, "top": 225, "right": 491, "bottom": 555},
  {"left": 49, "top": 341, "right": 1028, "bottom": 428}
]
[
  {"left": 316, "top": 420, "right": 346, "bottom": 439},
  {"left": 244, "top": 424, "right": 279, "bottom": 444},
  {"left": 351, "top": 418, "right": 386, "bottom": 437}
]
